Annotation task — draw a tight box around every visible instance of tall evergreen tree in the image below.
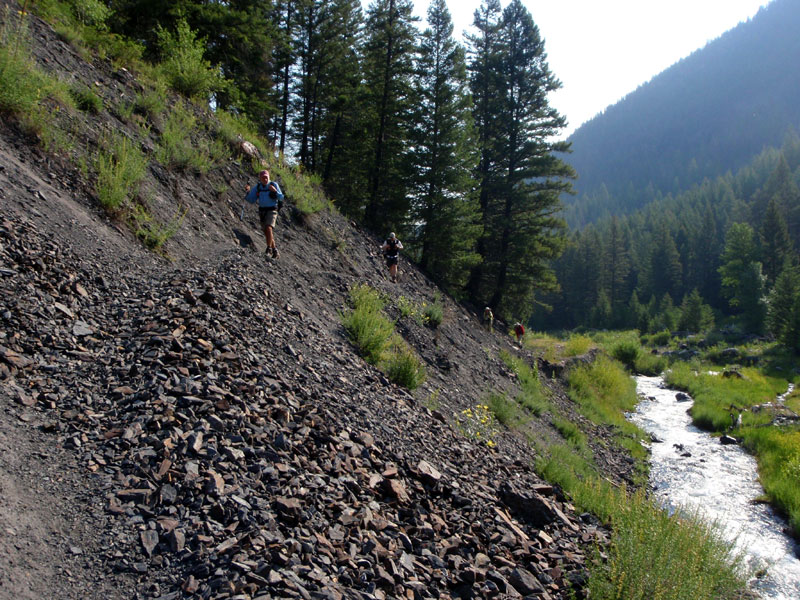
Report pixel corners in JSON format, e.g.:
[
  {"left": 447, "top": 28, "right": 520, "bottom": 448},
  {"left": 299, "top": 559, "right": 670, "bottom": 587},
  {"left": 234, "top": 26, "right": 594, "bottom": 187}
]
[
  {"left": 753, "top": 155, "right": 800, "bottom": 243},
  {"left": 407, "top": 0, "right": 481, "bottom": 294},
  {"left": 649, "top": 224, "right": 682, "bottom": 302},
  {"left": 767, "top": 263, "right": 800, "bottom": 351},
  {"left": 464, "top": 0, "right": 503, "bottom": 300},
  {"left": 469, "top": 0, "right": 573, "bottom": 319},
  {"left": 361, "top": 0, "right": 418, "bottom": 230},
  {"left": 604, "top": 217, "right": 631, "bottom": 327},
  {"left": 719, "top": 222, "right": 767, "bottom": 331},
  {"left": 760, "top": 197, "right": 793, "bottom": 286}
]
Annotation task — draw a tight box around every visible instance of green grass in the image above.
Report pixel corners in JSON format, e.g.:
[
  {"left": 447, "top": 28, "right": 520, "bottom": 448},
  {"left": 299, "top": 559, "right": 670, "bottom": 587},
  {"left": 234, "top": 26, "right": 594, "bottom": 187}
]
[
  {"left": 423, "top": 295, "right": 444, "bottom": 328},
  {"left": 340, "top": 284, "right": 393, "bottom": 365},
  {"left": 487, "top": 391, "right": 526, "bottom": 427},
  {"left": 70, "top": 82, "right": 102, "bottom": 113},
  {"left": 741, "top": 427, "right": 800, "bottom": 535},
  {"left": 564, "top": 333, "right": 593, "bottom": 356},
  {"left": 528, "top": 354, "right": 748, "bottom": 600},
  {"left": 95, "top": 131, "right": 148, "bottom": 211},
  {"left": 155, "top": 103, "right": 224, "bottom": 173},
  {"left": 384, "top": 339, "right": 426, "bottom": 389},
  {"left": 664, "top": 362, "right": 787, "bottom": 430},
  {"left": 340, "top": 284, "right": 426, "bottom": 389},
  {"left": 134, "top": 87, "right": 167, "bottom": 122},
  {"left": 499, "top": 351, "right": 550, "bottom": 416},
  {"left": 132, "top": 204, "right": 185, "bottom": 251},
  {"left": 588, "top": 487, "right": 748, "bottom": 600},
  {"left": 0, "top": 9, "right": 73, "bottom": 134}
]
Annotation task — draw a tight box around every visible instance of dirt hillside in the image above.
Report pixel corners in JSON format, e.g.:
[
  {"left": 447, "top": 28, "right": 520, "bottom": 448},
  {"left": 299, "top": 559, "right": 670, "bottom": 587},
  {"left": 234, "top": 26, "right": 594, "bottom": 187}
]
[{"left": 0, "top": 4, "right": 635, "bottom": 599}]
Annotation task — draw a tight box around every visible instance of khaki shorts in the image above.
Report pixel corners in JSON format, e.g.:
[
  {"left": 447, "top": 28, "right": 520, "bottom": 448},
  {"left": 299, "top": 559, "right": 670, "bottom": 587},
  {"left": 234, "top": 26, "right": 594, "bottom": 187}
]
[{"left": 258, "top": 207, "right": 278, "bottom": 228}]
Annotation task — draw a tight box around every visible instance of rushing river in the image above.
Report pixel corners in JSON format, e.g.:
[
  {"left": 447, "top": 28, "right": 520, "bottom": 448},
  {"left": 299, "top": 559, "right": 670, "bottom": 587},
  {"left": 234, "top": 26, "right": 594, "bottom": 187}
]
[{"left": 630, "top": 376, "right": 800, "bottom": 600}]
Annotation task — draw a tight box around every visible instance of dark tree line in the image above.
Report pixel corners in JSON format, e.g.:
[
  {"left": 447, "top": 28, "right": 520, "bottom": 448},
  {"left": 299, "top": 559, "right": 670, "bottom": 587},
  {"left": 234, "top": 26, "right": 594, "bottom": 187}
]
[
  {"left": 534, "top": 130, "right": 800, "bottom": 351},
  {"left": 106, "top": 0, "right": 573, "bottom": 322}
]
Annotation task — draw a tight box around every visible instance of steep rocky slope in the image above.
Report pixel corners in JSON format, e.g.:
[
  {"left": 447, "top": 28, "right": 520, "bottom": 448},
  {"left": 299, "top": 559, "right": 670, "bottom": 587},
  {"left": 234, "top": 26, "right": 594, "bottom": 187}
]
[{"left": 0, "top": 5, "right": 635, "bottom": 599}]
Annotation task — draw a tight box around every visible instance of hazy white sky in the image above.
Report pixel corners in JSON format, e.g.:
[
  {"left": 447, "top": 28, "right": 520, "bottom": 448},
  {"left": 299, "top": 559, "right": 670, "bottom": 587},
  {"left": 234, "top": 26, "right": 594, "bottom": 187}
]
[{"left": 370, "top": 0, "right": 773, "bottom": 138}]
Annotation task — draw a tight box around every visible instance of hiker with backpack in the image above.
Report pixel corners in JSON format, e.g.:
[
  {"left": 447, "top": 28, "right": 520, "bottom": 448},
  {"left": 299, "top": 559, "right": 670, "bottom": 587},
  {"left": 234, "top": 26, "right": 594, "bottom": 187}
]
[
  {"left": 381, "top": 232, "right": 403, "bottom": 283},
  {"left": 483, "top": 307, "right": 494, "bottom": 332},
  {"left": 244, "top": 169, "right": 284, "bottom": 258},
  {"left": 514, "top": 322, "right": 525, "bottom": 343}
]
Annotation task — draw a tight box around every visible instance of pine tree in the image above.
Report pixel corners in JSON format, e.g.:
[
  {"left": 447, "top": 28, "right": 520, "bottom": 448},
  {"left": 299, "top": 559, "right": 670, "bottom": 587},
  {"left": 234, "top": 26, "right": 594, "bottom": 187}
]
[
  {"left": 604, "top": 217, "right": 631, "bottom": 327},
  {"left": 753, "top": 156, "right": 800, "bottom": 243},
  {"left": 767, "top": 263, "right": 800, "bottom": 347},
  {"left": 678, "top": 289, "right": 714, "bottom": 333},
  {"left": 760, "top": 197, "right": 793, "bottom": 286},
  {"left": 293, "top": 0, "right": 363, "bottom": 172},
  {"left": 719, "top": 222, "right": 767, "bottom": 332},
  {"left": 649, "top": 224, "right": 682, "bottom": 302},
  {"left": 464, "top": 0, "right": 503, "bottom": 301},
  {"left": 361, "top": 0, "right": 418, "bottom": 230},
  {"left": 407, "top": 0, "right": 481, "bottom": 294},
  {"left": 470, "top": 0, "right": 573, "bottom": 319}
]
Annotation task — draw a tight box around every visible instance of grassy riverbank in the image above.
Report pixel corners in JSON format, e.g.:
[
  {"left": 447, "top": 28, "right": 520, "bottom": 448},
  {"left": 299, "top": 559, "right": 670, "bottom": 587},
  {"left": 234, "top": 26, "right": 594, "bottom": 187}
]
[{"left": 499, "top": 342, "right": 749, "bottom": 600}]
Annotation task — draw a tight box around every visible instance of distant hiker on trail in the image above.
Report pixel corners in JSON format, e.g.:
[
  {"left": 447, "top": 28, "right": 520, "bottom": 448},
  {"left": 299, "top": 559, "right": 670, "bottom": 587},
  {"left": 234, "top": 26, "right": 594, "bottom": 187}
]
[
  {"left": 514, "top": 322, "right": 525, "bottom": 343},
  {"left": 483, "top": 307, "right": 494, "bottom": 332},
  {"left": 381, "top": 232, "right": 403, "bottom": 283},
  {"left": 244, "top": 169, "right": 284, "bottom": 259}
]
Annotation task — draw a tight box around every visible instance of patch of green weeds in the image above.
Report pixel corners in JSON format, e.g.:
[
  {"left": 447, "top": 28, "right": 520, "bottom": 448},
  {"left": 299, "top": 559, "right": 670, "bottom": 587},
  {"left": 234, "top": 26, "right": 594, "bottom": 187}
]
[
  {"left": 340, "top": 284, "right": 425, "bottom": 389},
  {"left": 564, "top": 333, "right": 593, "bottom": 356},
  {"left": 155, "top": 103, "right": 220, "bottom": 173},
  {"left": 487, "top": 391, "right": 526, "bottom": 428},
  {"left": 423, "top": 294, "right": 444, "bottom": 328},
  {"left": 132, "top": 204, "right": 186, "bottom": 251},
  {"left": 384, "top": 340, "right": 426, "bottom": 389},
  {"left": 134, "top": 87, "right": 167, "bottom": 122},
  {"left": 552, "top": 416, "right": 587, "bottom": 451},
  {"left": 422, "top": 389, "right": 441, "bottom": 411},
  {"left": 70, "top": 82, "right": 102, "bottom": 113},
  {"left": 95, "top": 131, "right": 148, "bottom": 211},
  {"left": 588, "top": 488, "right": 748, "bottom": 600}
]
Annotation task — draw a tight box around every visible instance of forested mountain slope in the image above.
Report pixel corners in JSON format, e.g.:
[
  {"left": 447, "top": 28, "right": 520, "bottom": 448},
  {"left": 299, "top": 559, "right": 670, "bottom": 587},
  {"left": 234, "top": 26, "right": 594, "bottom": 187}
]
[{"left": 564, "top": 0, "right": 800, "bottom": 227}]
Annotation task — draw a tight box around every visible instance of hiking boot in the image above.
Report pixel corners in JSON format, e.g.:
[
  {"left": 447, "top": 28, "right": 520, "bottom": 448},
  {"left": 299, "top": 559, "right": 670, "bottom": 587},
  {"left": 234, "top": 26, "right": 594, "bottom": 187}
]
[
  {"left": 272, "top": 247, "right": 279, "bottom": 259},
  {"left": 264, "top": 247, "right": 271, "bottom": 258}
]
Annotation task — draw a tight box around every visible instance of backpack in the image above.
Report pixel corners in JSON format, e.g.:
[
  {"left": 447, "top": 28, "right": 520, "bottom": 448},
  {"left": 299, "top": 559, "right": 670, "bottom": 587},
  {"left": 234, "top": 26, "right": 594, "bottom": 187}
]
[{"left": 385, "top": 238, "right": 399, "bottom": 256}]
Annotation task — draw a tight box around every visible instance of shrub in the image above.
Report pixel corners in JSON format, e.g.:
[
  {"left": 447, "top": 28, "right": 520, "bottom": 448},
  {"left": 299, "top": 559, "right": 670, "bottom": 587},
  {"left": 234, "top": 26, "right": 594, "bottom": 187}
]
[
  {"left": 488, "top": 392, "right": 525, "bottom": 427},
  {"left": 155, "top": 104, "right": 221, "bottom": 173},
  {"left": 134, "top": 87, "right": 167, "bottom": 121},
  {"left": 564, "top": 334, "right": 592, "bottom": 356},
  {"left": 633, "top": 351, "right": 668, "bottom": 376},
  {"left": 385, "top": 340, "right": 426, "bottom": 389},
  {"left": 0, "top": 12, "right": 48, "bottom": 116},
  {"left": 341, "top": 284, "right": 392, "bottom": 363},
  {"left": 611, "top": 339, "right": 641, "bottom": 369},
  {"left": 423, "top": 295, "right": 444, "bottom": 328}
]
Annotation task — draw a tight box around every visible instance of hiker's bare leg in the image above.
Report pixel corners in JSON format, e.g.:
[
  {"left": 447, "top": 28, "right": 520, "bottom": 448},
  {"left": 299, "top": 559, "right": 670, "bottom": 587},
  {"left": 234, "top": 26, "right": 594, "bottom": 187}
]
[{"left": 265, "top": 226, "right": 275, "bottom": 250}]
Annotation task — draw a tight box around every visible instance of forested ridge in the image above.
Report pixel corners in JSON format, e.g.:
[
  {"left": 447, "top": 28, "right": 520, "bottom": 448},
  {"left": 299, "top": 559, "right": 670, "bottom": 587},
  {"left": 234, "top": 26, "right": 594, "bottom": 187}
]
[
  {"left": 564, "top": 0, "right": 800, "bottom": 228},
  {"left": 535, "top": 132, "right": 800, "bottom": 346}
]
